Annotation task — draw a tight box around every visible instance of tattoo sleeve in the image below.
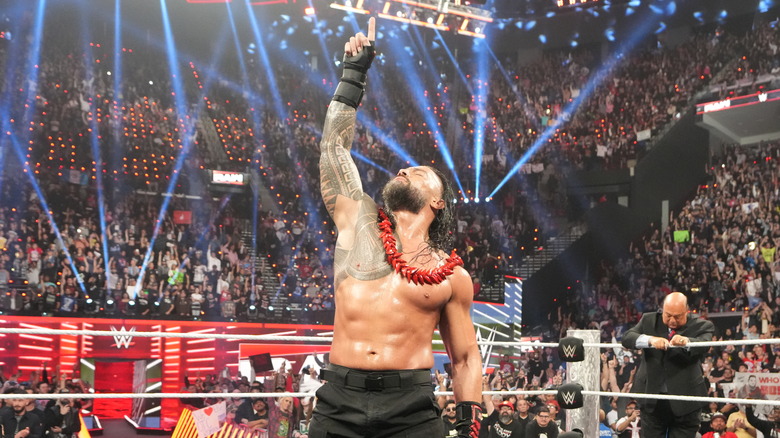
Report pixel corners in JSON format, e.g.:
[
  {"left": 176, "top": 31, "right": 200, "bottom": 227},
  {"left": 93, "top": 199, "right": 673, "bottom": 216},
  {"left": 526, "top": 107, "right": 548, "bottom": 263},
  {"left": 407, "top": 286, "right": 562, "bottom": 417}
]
[{"left": 319, "top": 100, "right": 364, "bottom": 218}]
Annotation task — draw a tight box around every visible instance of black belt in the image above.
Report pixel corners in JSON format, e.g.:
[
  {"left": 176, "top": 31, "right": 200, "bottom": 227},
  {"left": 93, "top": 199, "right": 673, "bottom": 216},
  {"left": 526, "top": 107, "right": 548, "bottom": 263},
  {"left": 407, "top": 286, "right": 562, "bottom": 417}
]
[{"left": 320, "top": 367, "right": 431, "bottom": 391}]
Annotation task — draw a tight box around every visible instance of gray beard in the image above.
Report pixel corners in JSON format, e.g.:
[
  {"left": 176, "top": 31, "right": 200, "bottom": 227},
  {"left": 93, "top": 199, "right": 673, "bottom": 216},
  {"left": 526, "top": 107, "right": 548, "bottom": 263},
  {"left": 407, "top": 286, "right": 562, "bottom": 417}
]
[{"left": 499, "top": 414, "right": 513, "bottom": 425}]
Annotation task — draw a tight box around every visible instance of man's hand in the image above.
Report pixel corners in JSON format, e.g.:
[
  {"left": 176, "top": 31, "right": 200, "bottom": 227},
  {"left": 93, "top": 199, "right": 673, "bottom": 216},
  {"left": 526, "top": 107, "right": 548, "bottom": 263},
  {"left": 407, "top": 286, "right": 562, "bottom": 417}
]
[
  {"left": 14, "top": 427, "right": 30, "bottom": 438},
  {"left": 332, "top": 17, "right": 377, "bottom": 109},
  {"left": 670, "top": 334, "right": 689, "bottom": 347},
  {"left": 344, "top": 17, "right": 375, "bottom": 57},
  {"left": 455, "top": 402, "right": 483, "bottom": 438},
  {"left": 650, "top": 337, "right": 671, "bottom": 350}
]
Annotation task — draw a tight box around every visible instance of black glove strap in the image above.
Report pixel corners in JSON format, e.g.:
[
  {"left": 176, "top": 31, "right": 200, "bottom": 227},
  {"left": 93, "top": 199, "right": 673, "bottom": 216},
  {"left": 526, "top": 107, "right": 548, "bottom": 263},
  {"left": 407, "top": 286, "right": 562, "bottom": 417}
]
[
  {"left": 333, "top": 81, "right": 364, "bottom": 109},
  {"left": 455, "top": 401, "right": 482, "bottom": 422},
  {"left": 333, "top": 44, "right": 375, "bottom": 109}
]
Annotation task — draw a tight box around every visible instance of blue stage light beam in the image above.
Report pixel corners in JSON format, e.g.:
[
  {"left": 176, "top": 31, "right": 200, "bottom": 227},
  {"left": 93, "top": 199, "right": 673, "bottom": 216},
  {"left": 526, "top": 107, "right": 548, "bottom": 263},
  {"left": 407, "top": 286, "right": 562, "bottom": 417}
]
[
  {"left": 406, "top": 24, "right": 463, "bottom": 138},
  {"left": 0, "top": 1, "right": 64, "bottom": 280},
  {"left": 226, "top": 1, "right": 250, "bottom": 87},
  {"left": 305, "top": 0, "right": 337, "bottom": 80},
  {"left": 385, "top": 34, "right": 465, "bottom": 195},
  {"left": 88, "top": 5, "right": 271, "bottom": 117},
  {"left": 433, "top": 29, "right": 472, "bottom": 94},
  {"left": 351, "top": 150, "right": 394, "bottom": 176},
  {"left": 487, "top": 10, "right": 662, "bottom": 199},
  {"left": 8, "top": 135, "right": 86, "bottom": 293},
  {"left": 472, "top": 37, "right": 492, "bottom": 201},
  {"left": 336, "top": 12, "right": 415, "bottom": 144},
  {"left": 0, "top": 11, "right": 26, "bottom": 192},
  {"left": 135, "top": 0, "right": 200, "bottom": 298},
  {"left": 226, "top": 1, "right": 267, "bottom": 294},
  {"left": 80, "top": 4, "right": 112, "bottom": 283},
  {"left": 10, "top": 0, "right": 48, "bottom": 155},
  {"left": 245, "top": 3, "right": 288, "bottom": 125},
  {"left": 266, "top": 39, "right": 420, "bottom": 169},
  {"left": 111, "top": 0, "right": 125, "bottom": 177}
]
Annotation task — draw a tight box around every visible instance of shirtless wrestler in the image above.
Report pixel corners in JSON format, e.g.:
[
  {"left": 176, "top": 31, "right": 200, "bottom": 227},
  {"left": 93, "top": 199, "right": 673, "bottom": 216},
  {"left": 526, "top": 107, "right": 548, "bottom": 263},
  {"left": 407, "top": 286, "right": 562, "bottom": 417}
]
[{"left": 307, "top": 17, "right": 483, "bottom": 438}]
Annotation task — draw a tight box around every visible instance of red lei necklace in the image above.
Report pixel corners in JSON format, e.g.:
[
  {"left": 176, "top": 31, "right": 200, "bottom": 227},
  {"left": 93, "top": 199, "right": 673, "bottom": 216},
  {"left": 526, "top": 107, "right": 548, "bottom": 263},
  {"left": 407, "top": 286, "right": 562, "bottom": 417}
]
[{"left": 377, "top": 208, "right": 463, "bottom": 286}]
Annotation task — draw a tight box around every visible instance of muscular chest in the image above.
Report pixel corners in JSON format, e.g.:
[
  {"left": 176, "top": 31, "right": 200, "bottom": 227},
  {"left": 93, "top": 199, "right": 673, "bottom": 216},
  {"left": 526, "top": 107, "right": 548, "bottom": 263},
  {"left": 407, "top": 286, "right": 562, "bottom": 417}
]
[{"left": 337, "top": 272, "right": 452, "bottom": 315}]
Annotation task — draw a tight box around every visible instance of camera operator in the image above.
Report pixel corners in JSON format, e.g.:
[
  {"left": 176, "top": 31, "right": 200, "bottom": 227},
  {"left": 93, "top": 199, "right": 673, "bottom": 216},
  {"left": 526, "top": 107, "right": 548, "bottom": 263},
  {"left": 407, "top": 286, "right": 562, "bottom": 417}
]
[
  {"left": 42, "top": 390, "right": 80, "bottom": 438},
  {"left": 614, "top": 401, "right": 641, "bottom": 438}
]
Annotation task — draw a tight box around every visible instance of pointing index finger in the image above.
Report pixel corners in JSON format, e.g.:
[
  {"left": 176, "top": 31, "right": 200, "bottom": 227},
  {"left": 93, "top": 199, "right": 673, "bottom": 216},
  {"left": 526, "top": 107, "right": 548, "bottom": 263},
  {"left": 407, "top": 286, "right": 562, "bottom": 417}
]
[{"left": 367, "top": 16, "right": 376, "bottom": 43}]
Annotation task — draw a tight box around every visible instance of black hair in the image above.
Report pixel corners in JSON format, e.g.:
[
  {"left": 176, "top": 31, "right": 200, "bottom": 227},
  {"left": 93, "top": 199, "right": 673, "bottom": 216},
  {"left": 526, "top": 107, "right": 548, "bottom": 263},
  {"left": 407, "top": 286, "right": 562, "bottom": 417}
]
[{"left": 426, "top": 167, "right": 456, "bottom": 253}]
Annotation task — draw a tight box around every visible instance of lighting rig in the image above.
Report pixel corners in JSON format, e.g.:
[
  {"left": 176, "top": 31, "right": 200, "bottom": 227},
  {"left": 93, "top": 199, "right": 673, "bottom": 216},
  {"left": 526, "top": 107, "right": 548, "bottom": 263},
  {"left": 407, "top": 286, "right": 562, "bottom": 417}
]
[{"left": 330, "top": 0, "right": 493, "bottom": 38}]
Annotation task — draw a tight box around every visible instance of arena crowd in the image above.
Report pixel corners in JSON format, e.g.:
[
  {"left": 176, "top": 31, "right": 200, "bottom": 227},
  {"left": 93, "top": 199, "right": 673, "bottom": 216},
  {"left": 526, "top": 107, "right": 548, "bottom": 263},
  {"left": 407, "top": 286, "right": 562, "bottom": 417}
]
[{"left": 1, "top": 9, "right": 779, "bottom": 438}]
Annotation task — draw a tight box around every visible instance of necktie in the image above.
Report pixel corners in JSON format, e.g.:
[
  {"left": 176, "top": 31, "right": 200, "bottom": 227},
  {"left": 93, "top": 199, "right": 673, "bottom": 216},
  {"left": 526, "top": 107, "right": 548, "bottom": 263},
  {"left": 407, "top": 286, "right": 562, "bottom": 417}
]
[{"left": 668, "top": 329, "right": 676, "bottom": 340}]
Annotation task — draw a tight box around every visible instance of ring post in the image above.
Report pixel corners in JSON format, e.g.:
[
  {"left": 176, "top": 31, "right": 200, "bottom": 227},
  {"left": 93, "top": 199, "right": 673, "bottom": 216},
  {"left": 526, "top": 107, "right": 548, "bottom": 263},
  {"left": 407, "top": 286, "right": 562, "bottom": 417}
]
[{"left": 565, "top": 329, "right": 599, "bottom": 435}]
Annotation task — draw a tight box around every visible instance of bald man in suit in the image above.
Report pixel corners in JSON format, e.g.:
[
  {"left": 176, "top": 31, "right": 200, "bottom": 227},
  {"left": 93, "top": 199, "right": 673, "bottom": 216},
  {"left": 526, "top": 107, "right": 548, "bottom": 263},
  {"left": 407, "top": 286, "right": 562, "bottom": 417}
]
[{"left": 622, "top": 292, "right": 714, "bottom": 438}]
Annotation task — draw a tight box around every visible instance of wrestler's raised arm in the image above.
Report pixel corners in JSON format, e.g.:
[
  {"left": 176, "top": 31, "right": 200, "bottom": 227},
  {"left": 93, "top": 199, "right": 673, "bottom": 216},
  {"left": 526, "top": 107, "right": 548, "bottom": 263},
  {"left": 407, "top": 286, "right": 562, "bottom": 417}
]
[{"left": 319, "top": 18, "right": 376, "bottom": 233}]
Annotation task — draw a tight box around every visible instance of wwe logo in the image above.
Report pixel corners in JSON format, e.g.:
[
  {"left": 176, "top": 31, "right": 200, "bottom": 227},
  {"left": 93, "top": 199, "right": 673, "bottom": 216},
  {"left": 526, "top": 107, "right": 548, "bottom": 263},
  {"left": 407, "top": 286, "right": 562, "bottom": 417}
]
[
  {"left": 561, "top": 344, "right": 577, "bottom": 358},
  {"left": 560, "top": 391, "right": 576, "bottom": 406},
  {"left": 111, "top": 326, "right": 136, "bottom": 349},
  {"left": 758, "top": 93, "right": 768, "bottom": 103}
]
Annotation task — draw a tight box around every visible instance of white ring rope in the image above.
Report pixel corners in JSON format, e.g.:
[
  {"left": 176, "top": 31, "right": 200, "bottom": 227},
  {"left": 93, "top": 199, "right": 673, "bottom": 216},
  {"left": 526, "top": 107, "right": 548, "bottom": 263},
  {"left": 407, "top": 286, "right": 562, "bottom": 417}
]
[
  {"left": 588, "top": 391, "right": 780, "bottom": 407},
  {"left": 3, "top": 328, "right": 780, "bottom": 409},
  {"left": 0, "top": 391, "right": 557, "bottom": 400},
  {"left": 1, "top": 390, "right": 779, "bottom": 407},
  {"left": 1, "top": 328, "right": 776, "bottom": 349}
]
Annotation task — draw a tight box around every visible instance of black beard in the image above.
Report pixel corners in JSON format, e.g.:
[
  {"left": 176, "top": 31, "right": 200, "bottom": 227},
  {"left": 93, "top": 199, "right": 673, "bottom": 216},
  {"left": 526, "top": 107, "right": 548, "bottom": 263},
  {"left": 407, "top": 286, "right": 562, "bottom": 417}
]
[{"left": 382, "top": 179, "right": 426, "bottom": 214}]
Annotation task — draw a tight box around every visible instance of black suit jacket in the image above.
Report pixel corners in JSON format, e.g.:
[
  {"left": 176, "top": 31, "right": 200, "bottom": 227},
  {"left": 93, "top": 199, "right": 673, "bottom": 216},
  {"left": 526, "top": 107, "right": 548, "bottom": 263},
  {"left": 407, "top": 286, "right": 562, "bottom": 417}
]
[{"left": 622, "top": 311, "right": 714, "bottom": 415}]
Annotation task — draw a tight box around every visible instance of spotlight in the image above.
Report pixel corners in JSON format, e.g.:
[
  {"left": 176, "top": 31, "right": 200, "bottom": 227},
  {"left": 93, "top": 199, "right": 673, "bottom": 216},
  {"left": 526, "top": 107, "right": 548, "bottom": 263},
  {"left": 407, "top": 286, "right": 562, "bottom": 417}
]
[
  {"left": 248, "top": 304, "right": 259, "bottom": 320},
  {"left": 84, "top": 299, "right": 98, "bottom": 314},
  {"left": 104, "top": 299, "right": 116, "bottom": 314}
]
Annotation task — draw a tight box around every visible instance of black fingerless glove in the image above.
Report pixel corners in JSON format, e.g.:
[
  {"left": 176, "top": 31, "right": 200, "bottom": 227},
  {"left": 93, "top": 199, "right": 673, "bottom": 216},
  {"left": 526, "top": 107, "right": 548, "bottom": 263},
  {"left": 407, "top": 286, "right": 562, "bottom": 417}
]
[
  {"left": 455, "top": 401, "right": 483, "bottom": 438},
  {"left": 333, "top": 42, "right": 375, "bottom": 109}
]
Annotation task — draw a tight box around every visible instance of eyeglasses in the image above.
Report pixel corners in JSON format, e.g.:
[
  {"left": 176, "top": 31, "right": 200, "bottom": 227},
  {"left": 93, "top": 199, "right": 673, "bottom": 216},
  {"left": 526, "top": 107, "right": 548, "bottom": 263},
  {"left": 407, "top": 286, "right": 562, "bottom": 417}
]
[{"left": 445, "top": 408, "right": 456, "bottom": 412}]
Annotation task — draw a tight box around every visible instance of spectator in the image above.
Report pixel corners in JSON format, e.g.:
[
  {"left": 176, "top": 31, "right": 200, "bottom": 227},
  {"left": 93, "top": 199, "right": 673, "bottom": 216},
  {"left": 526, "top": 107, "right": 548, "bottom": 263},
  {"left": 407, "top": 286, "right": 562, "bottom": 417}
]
[
  {"left": 0, "top": 388, "right": 44, "bottom": 438},
  {"left": 701, "top": 412, "right": 737, "bottom": 438},
  {"left": 234, "top": 398, "right": 269, "bottom": 431},
  {"left": 525, "top": 405, "right": 558, "bottom": 438},
  {"left": 614, "top": 400, "right": 641, "bottom": 438},
  {"left": 488, "top": 401, "right": 523, "bottom": 438},
  {"left": 441, "top": 400, "right": 458, "bottom": 437},
  {"left": 42, "top": 390, "right": 80, "bottom": 438},
  {"left": 725, "top": 409, "right": 757, "bottom": 438}
]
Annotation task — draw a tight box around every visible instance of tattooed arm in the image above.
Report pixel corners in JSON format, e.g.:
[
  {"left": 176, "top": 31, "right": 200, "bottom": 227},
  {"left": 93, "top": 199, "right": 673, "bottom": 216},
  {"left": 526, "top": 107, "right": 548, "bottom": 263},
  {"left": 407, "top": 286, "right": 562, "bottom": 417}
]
[
  {"left": 319, "top": 101, "right": 363, "bottom": 234},
  {"left": 319, "top": 18, "right": 376, "bottom": 238}
]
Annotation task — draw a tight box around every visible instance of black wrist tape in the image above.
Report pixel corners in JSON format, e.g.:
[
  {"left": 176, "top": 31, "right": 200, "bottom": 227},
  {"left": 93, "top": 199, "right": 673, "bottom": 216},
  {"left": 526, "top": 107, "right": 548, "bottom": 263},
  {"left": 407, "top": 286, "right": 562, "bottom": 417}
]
[{"left": 332, "top": 44, "right": 375, "bottom": 109}]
